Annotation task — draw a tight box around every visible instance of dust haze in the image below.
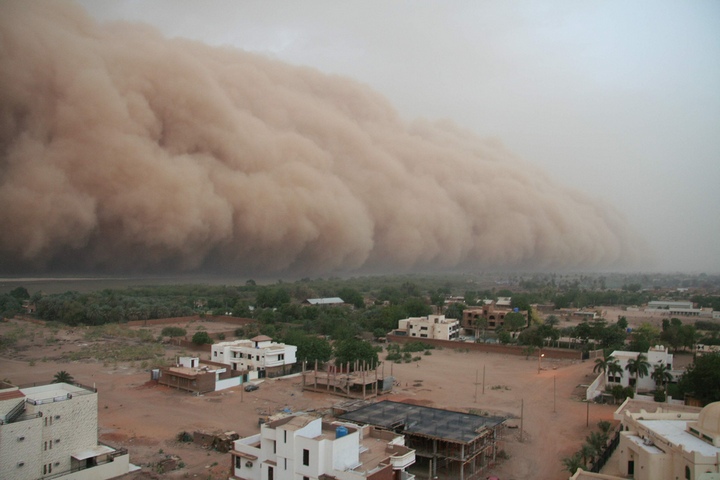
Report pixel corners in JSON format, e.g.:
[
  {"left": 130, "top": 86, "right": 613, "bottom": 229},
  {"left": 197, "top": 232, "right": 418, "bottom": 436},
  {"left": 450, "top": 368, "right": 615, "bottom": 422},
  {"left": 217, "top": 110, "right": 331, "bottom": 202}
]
[{"left": 0, "top": 2, "right": 647, "bottom": 275}]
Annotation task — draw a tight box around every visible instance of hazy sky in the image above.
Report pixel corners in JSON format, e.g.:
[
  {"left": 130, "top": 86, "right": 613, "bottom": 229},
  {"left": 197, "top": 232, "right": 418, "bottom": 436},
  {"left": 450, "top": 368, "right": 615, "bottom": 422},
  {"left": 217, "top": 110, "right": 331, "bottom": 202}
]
[{"left": 71, "top": 1, "right": 720, "bottom": 274}]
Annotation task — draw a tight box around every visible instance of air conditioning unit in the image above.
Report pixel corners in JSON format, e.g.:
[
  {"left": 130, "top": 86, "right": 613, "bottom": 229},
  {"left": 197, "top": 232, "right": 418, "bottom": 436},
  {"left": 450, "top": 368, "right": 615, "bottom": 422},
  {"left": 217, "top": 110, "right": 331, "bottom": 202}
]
[
  {"left": 17, "top": 462, "right": 24, "bottom": 467},
  {"left": 17, "top": 436, "right": 25, "bottom": 441},
  {"left": 245, "top": 461, "right": 253, "bottom": 467}
]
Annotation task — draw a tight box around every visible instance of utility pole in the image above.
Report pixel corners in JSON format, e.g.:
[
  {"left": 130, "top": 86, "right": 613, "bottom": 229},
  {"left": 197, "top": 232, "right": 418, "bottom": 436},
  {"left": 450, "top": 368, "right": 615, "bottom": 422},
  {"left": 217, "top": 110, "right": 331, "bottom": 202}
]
[
  {"left": 520, "top": 399, "right": 524, "bottom": 442},
  {"left": 474, "top": 369, "right": 479, "bottom": 402},
  {"left": 553, "top": 375, "right": 556, "bottom": 413},
  {"left": 482, "top": 364, "right": 486, "bottom": 395}
]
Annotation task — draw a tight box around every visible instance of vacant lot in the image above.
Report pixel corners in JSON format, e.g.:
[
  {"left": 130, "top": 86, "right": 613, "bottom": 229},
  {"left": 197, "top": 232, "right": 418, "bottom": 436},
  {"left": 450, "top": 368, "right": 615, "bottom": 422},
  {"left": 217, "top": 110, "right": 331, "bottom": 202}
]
[{"left": 0, "top": 317, "right": 618, "bottom": 479}]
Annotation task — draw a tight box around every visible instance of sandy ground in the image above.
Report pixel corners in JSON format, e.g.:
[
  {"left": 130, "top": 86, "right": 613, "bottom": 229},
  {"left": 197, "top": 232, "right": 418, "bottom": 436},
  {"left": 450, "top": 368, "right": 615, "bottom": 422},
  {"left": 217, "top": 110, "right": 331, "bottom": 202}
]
[{"left": 0, "top": 318, "right": 620, "bottom": 480}]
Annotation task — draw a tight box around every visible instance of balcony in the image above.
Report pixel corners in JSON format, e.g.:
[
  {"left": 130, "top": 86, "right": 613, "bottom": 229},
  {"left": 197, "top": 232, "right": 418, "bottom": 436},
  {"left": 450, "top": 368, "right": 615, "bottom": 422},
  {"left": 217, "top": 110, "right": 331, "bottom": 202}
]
[{"left": 387, "top": 444, "right": 415, "bottom": 470}]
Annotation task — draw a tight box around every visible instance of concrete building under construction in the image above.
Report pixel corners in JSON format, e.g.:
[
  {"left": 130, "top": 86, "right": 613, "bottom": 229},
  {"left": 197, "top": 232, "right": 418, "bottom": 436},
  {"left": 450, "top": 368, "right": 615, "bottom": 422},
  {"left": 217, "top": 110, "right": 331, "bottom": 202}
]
[
  {"left": 301, "top": 361, "right": 391, "bottom": 400},
  {"left": 338, "top": 400, "right": 506, "bottom": 480}
]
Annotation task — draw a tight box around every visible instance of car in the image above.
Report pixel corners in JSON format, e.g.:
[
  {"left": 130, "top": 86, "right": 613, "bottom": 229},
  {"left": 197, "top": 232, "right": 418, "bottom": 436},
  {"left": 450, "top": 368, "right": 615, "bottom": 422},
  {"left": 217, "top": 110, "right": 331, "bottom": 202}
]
[{"left": 244, "top": 384, "right": 259, "bottom": 392}]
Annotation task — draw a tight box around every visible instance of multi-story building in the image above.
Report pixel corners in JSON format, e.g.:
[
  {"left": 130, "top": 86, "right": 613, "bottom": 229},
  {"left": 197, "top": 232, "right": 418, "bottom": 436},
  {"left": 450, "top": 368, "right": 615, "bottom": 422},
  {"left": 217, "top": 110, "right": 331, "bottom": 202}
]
[
  {"left": 230, "top": 413, "right": 415, "bottom": 480},
  {"left": 212, "top": 336, "right": 297, "bottom": 379},
  {"left": 606, "top": 346, "right": 674, "bottom": 392},
  {"left": 0, "top": 381, "right": 132, "bottom": 480},
  {"left": 571, "top": 399, "right": 720, "bottom": 480},
  {"left": 460, "top": 298, "right": 527, "bottom": 338},
  {"left": 395, "top": 315, "right": 459, "bottom": 341}
]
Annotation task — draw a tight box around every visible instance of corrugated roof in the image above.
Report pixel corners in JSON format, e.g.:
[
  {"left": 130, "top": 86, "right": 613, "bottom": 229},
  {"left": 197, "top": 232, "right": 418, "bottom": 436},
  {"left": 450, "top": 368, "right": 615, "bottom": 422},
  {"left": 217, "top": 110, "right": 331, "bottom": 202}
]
[{"left": 306, "top": 297, "right": 344, "bottom": 305}]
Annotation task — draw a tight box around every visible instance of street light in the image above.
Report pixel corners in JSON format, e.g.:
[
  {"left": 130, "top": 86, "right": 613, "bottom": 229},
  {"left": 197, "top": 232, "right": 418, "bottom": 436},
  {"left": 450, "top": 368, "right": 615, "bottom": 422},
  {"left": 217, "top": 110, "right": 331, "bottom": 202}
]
[{"left": 537, "top": 352, "right": 544, "bottom": 374}]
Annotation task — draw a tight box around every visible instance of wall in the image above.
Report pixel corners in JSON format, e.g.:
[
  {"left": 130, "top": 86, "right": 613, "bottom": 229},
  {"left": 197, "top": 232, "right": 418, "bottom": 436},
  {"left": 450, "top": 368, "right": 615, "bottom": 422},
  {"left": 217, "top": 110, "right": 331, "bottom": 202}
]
[
  {"left": 126, "top": 315, "right": 255, "bottom": 327},
  {"left": 387, "top": 334, "right": 582, "bottom": 360}
]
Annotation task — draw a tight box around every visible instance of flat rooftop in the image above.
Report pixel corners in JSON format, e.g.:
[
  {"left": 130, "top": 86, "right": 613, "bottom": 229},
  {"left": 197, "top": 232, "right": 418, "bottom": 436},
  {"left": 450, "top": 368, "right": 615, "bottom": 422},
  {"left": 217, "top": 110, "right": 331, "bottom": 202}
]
[
  {"left": 639, "top": 419, "right": 719, "bottom": 457},
  {"left": 338, "top": 400, "right": 504, "bottom": 444}
]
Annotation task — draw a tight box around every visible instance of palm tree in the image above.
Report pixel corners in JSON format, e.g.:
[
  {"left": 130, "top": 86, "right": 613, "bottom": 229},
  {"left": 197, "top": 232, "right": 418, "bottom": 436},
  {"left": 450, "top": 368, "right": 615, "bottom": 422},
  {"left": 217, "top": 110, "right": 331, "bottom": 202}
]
[
  {"left": 593, "top": 356, "right": 613, "bottom": 375},
  {"left": 579, "top": 443, "right": 597, "bottom": 468},
  {"left": 52, "top": 371, "right": 74, "bottom": 384},
  {"left": 651, "top": 362, "right": 673, "bottom": 393},
  {"left": 562, "top": 452, "right": 584, "bottom": 475},
  {"left": 607, "top": 360, "right": 623, "bottom": 384},
  {"left": 586, "top": 431, "right": 607, "bottom": 456},
  {"left": 625, "top": 353, "right": 651, "bottom": 392}
]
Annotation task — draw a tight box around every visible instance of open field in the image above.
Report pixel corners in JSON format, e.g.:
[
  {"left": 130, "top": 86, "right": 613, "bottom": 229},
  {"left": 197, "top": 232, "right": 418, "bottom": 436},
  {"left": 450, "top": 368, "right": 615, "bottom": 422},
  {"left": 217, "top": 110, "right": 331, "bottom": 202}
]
[{"left": 1, "top": 316, "right": 622, "bottom": 479}]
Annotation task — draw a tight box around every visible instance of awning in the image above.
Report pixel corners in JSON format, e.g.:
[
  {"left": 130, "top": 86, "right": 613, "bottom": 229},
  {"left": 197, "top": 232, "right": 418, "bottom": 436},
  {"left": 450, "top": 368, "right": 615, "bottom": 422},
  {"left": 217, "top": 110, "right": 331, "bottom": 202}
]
[{"left": 72, "top": 445, "right": 115, "bottom": 460}]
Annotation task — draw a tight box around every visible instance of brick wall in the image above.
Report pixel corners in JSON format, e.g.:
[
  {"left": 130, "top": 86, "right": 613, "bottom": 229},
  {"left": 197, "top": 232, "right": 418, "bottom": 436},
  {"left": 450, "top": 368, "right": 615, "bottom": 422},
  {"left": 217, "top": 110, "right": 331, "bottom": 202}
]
[{"left": 387, "top": 335, "right": 582, "bottom": 360}]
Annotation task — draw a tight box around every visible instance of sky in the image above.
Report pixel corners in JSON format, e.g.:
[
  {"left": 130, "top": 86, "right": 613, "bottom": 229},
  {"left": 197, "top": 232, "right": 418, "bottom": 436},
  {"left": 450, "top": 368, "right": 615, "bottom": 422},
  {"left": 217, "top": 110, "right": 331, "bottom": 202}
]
[
  {"left": 74, "top": 1, "right": 720, "bottom": 273},
  {"left": 2, "top": 1, "right": 718, "bottom": 275}
]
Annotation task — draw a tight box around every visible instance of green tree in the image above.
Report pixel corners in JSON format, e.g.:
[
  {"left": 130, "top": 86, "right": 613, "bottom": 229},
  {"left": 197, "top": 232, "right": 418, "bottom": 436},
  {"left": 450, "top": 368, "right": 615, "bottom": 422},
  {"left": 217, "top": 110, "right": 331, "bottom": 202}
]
[
  {"left": 337, "top": 288, "right": 364, "bottom": 309},
  {"left": 9, "top": 286, "right": 30, "bottom": 300},
  {"left": 593, "top": 356, "right": 615, "bottom": 375},
  {"left": 191, "top": 331, "right": 214, "bottom": 345},
  {"left": 403, "top": 297, "right": 432, "bottom": 317},
  {"left": 53, "top": 371, "right": 74, "bottom": 384},
  {"left": 333, "top": 338, "right": 378, "bottom": 370},
  {"left": 503, "top": 312, "right": 527, "bottom": 332},
  {"left": 285, "top": 331, "right": 332, "bottom": 366},
  {"left": 444, "top": 302, "right": 465, "bottom": 320},
  {"left": 625, "top": 353, "right": 651, "bottom": 391},
  {"left": 607, "top": 359, "right": 624, "bottom": 384},
  {"left": 678, "top": 353, "right": 720, "bottom": 405},
  {"left": 562, "top": 453, "right": 583, "bottom": 475},
  {"left": 161, "top": 327, "right": 186, "bottom": 338},
  {"left": 651, "top": 362, "right": 673, "bottom": 391}
]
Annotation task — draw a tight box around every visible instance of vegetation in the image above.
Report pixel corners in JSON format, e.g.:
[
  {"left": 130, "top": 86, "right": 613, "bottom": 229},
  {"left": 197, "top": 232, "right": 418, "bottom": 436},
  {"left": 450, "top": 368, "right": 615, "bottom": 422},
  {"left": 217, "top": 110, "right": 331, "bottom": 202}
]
[
  {"left": 53, "top": 370, "right": 74, "bottom": 383},
  {"left": 191, "top": 331, "right": 214, "bottom": 345},
  {"left": 677, "top": 353, "right": 720, "bottom": 405},
  {"left": 161, "top": 327, "right": 187, "bottom": 338}
]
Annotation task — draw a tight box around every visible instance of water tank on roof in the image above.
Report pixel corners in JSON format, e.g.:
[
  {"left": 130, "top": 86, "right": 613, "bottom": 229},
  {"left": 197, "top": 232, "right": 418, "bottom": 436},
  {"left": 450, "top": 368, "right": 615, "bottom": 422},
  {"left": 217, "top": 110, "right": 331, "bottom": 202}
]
[
  {"left": 336, "top": 426, "right": 348, "bottom": 439},
  {"left": 513, "top": 307, "right": 519, "bottom": 312}
]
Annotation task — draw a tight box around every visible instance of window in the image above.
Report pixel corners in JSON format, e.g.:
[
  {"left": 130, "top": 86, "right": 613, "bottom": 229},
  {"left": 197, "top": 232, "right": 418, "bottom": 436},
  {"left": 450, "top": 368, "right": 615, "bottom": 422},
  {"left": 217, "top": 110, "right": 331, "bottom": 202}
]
[
  {"left": 235, "top": 456, "right": 242, "bottom": 469},
  {"left": 685, "top": 465, "right": 691, "bottom": 479},
  {"left": 268, "top": 466, "right": 274, "bottom": 480},
  {"left": 213, "top": 351, "right": 217, "bottom": 357},
  {"left": 284, "top": 430, "right": 287, "bottom": 443},
  {"left": 284, "top": 458, "right": 287, "bottom": 470},
  {"left": 278, "top": 354, "right": 284, "bottom": 361},
  {"left": 272, "top": 440, "right": 276, "bottom": 453},
  {"left": 303, "top": 448, "right": 310, "bottom": 466}
]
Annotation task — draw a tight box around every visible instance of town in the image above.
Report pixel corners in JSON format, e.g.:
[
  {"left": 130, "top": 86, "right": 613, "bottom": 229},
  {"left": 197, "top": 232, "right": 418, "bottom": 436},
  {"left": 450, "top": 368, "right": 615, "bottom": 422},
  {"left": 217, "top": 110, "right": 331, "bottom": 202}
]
[{"left": 2, "top": 272, "right": 720, "bottom": 480}]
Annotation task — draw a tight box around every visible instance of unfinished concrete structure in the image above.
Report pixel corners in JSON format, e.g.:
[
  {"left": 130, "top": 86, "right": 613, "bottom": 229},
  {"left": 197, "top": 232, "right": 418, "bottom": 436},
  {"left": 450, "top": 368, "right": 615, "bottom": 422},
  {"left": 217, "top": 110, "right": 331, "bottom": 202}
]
[
  {"left": 301, "top": 361, "right": 388, "bottom": 400},
  {"left": 157, "top": 356, "right": 246, "bottom": 394},
  {"left": 339, "top": 401, "right": 506, "bottom": 480}
]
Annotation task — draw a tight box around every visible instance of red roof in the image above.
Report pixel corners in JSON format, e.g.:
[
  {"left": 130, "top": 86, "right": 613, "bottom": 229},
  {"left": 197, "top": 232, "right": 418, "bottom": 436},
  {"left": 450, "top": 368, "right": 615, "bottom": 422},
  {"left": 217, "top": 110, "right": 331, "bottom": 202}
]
[{"left": 0, "top": 390, "right": 25, "bottom": 401}]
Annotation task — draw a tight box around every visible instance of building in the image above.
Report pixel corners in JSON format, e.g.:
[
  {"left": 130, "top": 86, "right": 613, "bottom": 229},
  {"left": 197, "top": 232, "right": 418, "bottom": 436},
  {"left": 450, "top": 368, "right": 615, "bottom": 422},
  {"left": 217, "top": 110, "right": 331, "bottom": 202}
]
[
  {"left": 0, "top": 381, "right": 132, "bottom": 480},
  {"left": 212, "top": 336, "right": 297, "bottom": 379},
  {"left": 394, "top": 315, "right": 459, "bottom": 341},
  {"left": 460, "top": 298, "right": 527, "bottom": 338},
  {"left": 647, "top": 301, "right": 694, "bottom": 310},
  {"left": 303, "top": 297, "right": 345, "bottom": 306},
  {"left": 339, "top": 401, "right": 506, "bottom": 480},
  {"left": 157, "top": 356, "right": 246, "bottom": 394},
  {"left": 606, "top": 346, "right": 674, "bottom": 392},
  {"left": 229, "top": 413, "right": 416, "bottom": 480}
]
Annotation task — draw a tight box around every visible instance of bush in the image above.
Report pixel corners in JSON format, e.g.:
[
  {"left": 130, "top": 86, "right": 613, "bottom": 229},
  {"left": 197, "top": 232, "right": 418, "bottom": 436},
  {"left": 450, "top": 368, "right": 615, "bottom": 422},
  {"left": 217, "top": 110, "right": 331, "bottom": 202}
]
[
  {"left": 191, "top": 331, "right": 213, "bottom": 345},
  {"left": 653, "top": 389, "right": 666, "bottom": 402},
  {"left": 161, "top": 327, "right": 187, "bottom": 338},
  {"left": 402, "top": 342, "right": 434, "bottom": 353}
]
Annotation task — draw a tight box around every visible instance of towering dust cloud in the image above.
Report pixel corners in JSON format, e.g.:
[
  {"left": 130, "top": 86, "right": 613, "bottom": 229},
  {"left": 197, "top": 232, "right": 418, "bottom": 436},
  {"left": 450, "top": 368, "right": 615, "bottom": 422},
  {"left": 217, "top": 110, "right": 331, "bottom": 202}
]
[{"left": 0, "top": 2, "right": 645, "bottom": 275}]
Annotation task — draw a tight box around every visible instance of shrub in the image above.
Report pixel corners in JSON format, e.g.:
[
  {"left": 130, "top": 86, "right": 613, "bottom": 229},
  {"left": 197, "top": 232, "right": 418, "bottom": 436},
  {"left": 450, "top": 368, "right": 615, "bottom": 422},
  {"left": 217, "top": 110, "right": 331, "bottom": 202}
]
[
  {"left": 161, "top": 327, "right": 186, "bottom": 338},
  {"left": 191, "top": 331, "right": 213, "bottom": 345}
]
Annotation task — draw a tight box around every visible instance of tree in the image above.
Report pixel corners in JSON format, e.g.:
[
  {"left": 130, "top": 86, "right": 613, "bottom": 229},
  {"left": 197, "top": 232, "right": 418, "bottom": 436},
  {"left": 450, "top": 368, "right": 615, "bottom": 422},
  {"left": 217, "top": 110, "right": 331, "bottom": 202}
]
[
  {"left": 562, "top": 453, "right": 583, "bottom": 475},
  {"left": 651, "top": 362, "right": 673, "bottom": 392},
  {"left": 678, "top": 353, "right": 720, "bottom": 405},
  {"left": 503, "top": 312, "right": 527, "bottom": 332},
  {"left": 579, "top": 443, "right": 596, "bottom": 468},
  {"left": 586, "top": 431, "right": 607, "bottom": 455},
  {"left": 333, "top": 338, "right": 378, "bottom": 370},
  {"left": 593, "top": 356, "right": 615, "bottom": 375},
  {"left": 562, "top": 452, "right": 584, "bottom": 474},
  {"left": 607, "top": 360, "right": 624, "bottom": 384},
  {"left": 285, "top": 331, "right": 332, "bottom": 366},
  {"left": 161, "top": 327, "right": 186, "bottom": 338},
  {"left": 53, "top": 371, "right": 74, "bottom": 384},
  {"left": 191, "top": 331, "right": 214, "bottom": 345},
  {"left": 625, "top": 353, "right": 651, "bottom": 391}
]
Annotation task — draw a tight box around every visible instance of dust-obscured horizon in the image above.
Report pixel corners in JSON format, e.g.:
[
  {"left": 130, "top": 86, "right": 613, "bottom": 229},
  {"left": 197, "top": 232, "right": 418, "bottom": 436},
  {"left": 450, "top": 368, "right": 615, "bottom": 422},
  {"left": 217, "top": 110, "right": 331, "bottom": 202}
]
[{"left": 0, "top": 2, "right": 648, "bottom": 276}]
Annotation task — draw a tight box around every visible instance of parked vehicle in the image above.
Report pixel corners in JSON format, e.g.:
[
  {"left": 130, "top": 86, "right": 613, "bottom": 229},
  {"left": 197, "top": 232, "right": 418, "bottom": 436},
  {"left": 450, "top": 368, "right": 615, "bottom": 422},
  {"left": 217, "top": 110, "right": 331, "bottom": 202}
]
[{"left": 244, "top": 384, "right": 259, "bottom": 392}]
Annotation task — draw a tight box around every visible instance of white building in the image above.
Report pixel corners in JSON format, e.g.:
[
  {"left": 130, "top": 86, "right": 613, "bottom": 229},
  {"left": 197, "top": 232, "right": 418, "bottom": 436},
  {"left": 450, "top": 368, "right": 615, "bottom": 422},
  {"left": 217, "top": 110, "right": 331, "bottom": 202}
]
[
  {"left": 0, "top": 382, "right": 132, "bottom": 480},
  {"left": 604, "top": 346, "right": 674, "bottom": 392},
  {"left": 212, "top": 335, "right": 297, "bottom": 379},
  {"left": 230, "top": 413, "right": 416, "bottom": 480},
  {"left": 647, "top": 301, "right": 694, "bottom": 310},
  {"left": 571, "top": 399, "right": 720, "bottom": 480},
  {"left": 396, "top": 315, "right": 460, "bottom": 341}
]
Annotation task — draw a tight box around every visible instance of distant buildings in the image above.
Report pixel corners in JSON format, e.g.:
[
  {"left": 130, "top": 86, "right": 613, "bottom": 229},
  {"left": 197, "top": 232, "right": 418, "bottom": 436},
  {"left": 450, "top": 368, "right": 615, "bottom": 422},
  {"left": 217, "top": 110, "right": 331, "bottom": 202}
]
[
  {"left": 230, "top": 413, "right": 415, "bottom": 480},
  {"left": 303, "top": 297, "right": 345, "bottom": 306},
  {"left": 212, "top": 335, "right": 297, "bottom": 379},
  {"left": 0, "top": 381, "right": 132, "bottom": 480},
  {"left": 394, "top": 314, "right": 459, "bottom": 341}
]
